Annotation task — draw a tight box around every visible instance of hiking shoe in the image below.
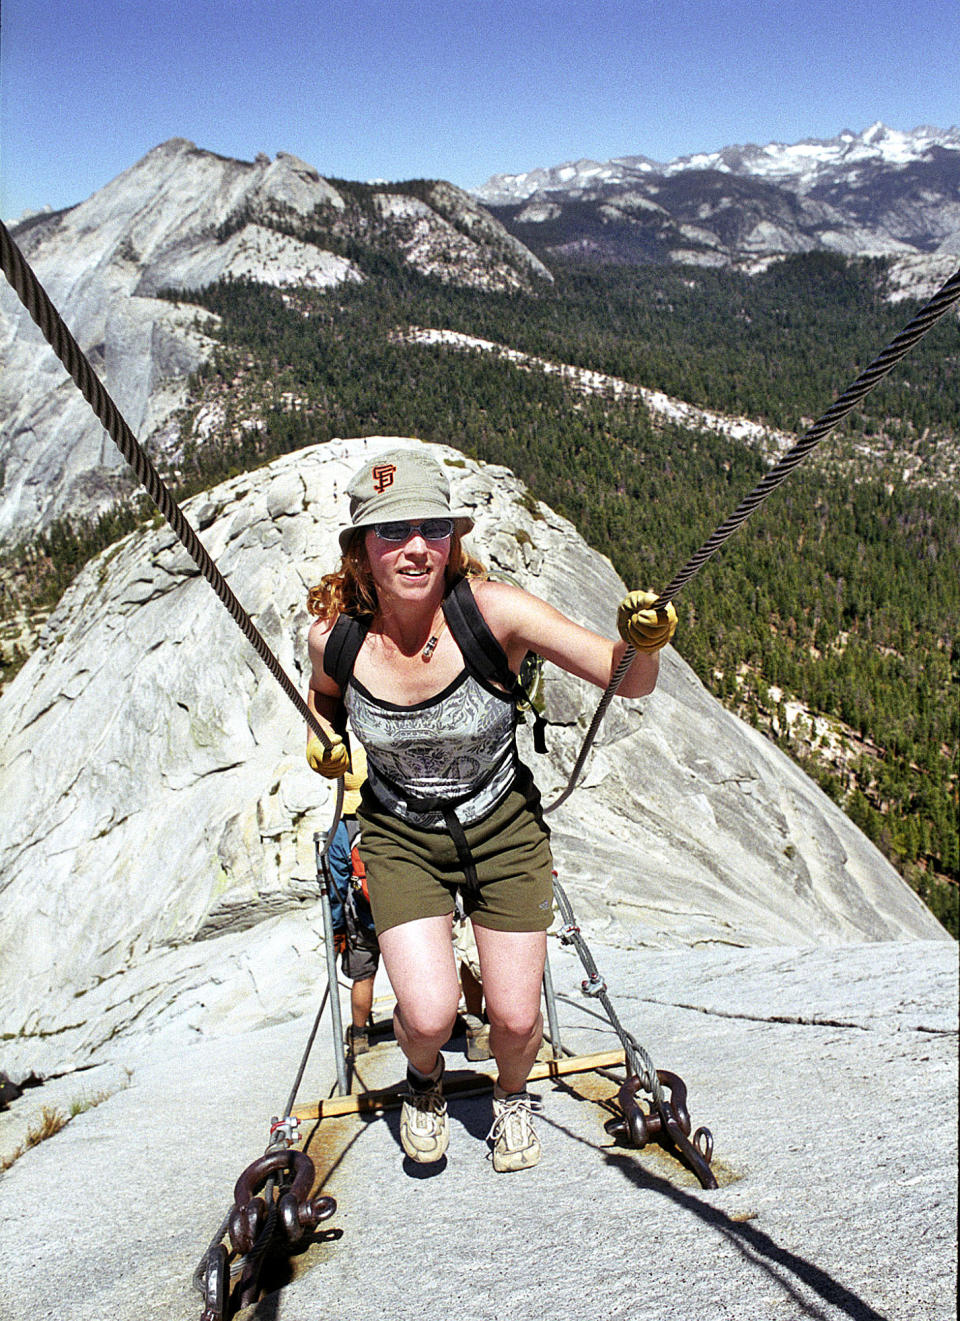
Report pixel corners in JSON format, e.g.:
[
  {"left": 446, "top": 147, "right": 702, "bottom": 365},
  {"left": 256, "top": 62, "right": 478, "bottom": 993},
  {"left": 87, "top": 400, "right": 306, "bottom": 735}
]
[
  {"left": 400, "top": 1067, "right": 449, "bottom": 1163},
  {"left": 488, "top": 1092, "right": 542, "bottom": 1172},
  {"left": 346, "top": 1025, "right": 369, "bottom": 1056},
  {"left": 463, "top": 1014, "right": 492, "bottom": 1062}
]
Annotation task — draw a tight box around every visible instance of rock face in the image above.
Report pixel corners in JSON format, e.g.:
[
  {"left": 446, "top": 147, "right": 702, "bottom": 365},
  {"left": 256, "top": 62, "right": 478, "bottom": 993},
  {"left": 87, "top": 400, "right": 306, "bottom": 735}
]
[
  {"left": 474, "top": 122, "right": 960, "bottom": 287},
  {"left": 0, "top": 439, "right": 945, "bottom": 1086},
  {"left": 0, "top": 140, "right": 548, "bottom": 542},
  {"left": 0, "top": 939, "right": 955, "bottom": 1321}
]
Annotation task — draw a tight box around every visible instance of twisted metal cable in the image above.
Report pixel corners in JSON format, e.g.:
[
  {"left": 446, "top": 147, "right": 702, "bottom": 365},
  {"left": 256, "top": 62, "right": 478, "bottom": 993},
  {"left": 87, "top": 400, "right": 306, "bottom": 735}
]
[
  {"left": 553, "top": 878, "right": 665, "bottom": 1108},
  {"left": 0, "top": 217, "right": 349, "bottom": 1311},
  {"left": 2, "top": 219, "right": 351, "bottom": 1308},
  {"left": 235, "top": 1184, "right": 281, "bottom": 1306},
  {"left": 545, "top": 264, "right": 960, "bottom": 813},
  {"left": 281, "top": 981, "right": 331, "bottom": 1119},
  {"left": 0, "top": 219, "right": 335, "bottom": 756}
]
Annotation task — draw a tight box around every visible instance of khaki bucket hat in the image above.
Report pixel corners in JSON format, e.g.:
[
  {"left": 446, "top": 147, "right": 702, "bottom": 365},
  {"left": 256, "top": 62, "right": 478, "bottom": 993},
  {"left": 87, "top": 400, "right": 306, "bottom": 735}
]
[{"left": 338, "top": 448, "right": 475, "bottom": 551}]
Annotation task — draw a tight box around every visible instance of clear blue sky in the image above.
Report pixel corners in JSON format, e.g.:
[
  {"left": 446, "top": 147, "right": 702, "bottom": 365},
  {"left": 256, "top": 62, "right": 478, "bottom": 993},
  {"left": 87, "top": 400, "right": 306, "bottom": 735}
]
[{"left": 1, "top": 0, "right": 958, "bottom": 220}]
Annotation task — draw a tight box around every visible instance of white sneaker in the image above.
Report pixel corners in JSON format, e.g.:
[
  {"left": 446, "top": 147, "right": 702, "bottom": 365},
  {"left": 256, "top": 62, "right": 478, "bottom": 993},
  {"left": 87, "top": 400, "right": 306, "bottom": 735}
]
[
  {"left": 488, "top": 1092, "right": 542, "bottom": 1172},
  {"left": 400, "top": 1068, "right": 449, "bottom": 1163},
  {"left": 463, "top": 1014, "right": 492, "bottom": 1061}
]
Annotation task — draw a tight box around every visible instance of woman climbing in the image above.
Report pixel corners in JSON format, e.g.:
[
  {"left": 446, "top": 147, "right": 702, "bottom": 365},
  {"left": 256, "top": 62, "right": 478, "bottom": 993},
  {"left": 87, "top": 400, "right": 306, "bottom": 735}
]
[{"left": 305, "top": 446, "right": 676, "bottom": 1172}]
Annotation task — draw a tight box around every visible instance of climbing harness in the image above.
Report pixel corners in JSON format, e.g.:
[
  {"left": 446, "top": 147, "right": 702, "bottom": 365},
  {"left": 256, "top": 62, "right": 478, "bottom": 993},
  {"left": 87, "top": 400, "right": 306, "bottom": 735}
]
[
  {"left": 544, "top": 262, "right": 960, "bottom": 812},
  {"left": 323, "top": 574, "right": 546, "bottom": 892}
]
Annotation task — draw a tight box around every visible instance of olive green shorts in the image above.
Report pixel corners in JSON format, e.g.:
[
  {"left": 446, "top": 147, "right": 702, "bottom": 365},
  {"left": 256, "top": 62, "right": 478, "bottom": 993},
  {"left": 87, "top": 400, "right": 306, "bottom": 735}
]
[{"left": 357, "top": 766, "right": 555, "bottom": 935}]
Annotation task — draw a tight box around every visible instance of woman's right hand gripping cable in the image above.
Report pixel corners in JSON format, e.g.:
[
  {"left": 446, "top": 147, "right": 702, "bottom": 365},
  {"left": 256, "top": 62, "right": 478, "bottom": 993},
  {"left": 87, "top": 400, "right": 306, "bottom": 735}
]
[{"left": 306, "top": 733, "right": 350, "bottom": 778}]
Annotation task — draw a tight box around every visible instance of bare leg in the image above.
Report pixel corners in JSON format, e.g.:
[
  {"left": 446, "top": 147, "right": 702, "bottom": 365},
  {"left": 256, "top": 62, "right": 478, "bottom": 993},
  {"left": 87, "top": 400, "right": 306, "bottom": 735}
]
[
  {"left": 459, "top": 962, "right": 484, "bottom": 1017},
  {"left": 350, "top": 975, "right": 375, "bottom": 1029},
  {"left": 377, "top": 914, "right": 461, "bottom": 1075},
  {"left": 472, "top": 926, "right": 546, "bottom": 1094}
]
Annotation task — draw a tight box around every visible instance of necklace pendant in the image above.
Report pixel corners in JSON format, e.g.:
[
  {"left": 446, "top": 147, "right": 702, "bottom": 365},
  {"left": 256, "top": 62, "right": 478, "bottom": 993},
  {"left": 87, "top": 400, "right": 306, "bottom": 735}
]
[{"left": 421, "top": 635, "right": 439, "bottom": 660}]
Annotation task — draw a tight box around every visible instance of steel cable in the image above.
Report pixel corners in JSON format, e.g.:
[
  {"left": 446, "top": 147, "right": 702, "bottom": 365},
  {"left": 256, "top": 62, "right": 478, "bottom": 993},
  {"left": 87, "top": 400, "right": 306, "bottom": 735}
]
[
  {"left": 0, "top": 220, "right": 337, "bottom": 756},
  {"left": 545, "top": 264, "right": 960, "bottom": 812},
  {"left": 553, "top": 878, "right": 665, "bottom": 1108},
  {"left": 1, "top": 220, "right": 347, "bottom": 1308}
]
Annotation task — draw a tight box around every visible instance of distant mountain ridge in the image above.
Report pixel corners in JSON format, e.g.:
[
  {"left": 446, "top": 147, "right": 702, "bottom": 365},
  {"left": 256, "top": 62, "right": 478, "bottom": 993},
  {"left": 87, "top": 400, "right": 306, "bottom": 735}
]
[
  {"left": 0, "top": 139, "right": 549, "bottom": 542},
  {"left": 475, "top": 123, "right": 960, "bottom": 200},
  {"left": 474, "top": 123, "right": 960, "bottom": 270},
  {"left": 2, "top": 128, "right": 956, "bottom": 549}
]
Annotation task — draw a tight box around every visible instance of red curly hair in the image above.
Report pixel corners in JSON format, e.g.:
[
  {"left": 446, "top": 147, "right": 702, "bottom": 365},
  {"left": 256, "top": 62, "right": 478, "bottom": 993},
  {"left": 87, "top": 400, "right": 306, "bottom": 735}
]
[{"left": 306, "top": 529, "right": 486, "bottom": 621}]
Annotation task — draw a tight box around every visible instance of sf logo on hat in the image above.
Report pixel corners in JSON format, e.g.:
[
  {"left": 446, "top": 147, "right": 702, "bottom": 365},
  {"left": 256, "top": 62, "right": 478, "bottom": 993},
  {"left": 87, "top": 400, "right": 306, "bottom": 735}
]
[{"left": 372, "top": 463, "right": 396, "bottom": 493}]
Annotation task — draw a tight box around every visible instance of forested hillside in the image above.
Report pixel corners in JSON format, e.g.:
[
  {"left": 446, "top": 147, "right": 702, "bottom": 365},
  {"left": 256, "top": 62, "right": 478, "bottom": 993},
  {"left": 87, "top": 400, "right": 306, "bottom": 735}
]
[{"left": 8, "top": 248, "right": 958, "bottom": 934}]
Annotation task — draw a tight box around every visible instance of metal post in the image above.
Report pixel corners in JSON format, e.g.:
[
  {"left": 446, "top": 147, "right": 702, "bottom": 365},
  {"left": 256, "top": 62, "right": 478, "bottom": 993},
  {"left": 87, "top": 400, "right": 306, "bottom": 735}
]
[
  {"left": 541, "top": 945, "right": 562, "bottom": 1059},
  {"left": 314, "top": 832, "right": 349, "bottom": 1096}
]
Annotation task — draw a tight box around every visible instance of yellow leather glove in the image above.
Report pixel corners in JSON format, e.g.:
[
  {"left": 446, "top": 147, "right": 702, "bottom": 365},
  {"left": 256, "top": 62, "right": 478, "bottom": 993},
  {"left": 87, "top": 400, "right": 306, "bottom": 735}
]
[
  {"left": 617, "top": 590, "right": 678, "bottom": 653},
  {"left": 306, "top": 734, "right": 350, "bottom": 778},
  {"left": 342, "top": 743, "right": 367, "bottom": 796}
]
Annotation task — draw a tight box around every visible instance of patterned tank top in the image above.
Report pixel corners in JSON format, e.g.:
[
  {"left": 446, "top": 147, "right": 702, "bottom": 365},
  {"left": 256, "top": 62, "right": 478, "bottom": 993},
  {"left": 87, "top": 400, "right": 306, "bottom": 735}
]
[{"left": 344, "top": 669, "right": 517, "bottom": 830}]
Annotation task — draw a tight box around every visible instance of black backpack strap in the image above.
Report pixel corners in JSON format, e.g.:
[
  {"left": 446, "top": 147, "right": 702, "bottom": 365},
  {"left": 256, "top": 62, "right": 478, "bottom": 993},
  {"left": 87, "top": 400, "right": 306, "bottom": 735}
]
[
  {"left": 443, "top": 577, "right": 547, "bottom": 753},
  {"left": 443, "top": 577, "right": 516, "bottom": 692},
  {"left": 322, "top": 612, "right": 370, "bottom": 694}
]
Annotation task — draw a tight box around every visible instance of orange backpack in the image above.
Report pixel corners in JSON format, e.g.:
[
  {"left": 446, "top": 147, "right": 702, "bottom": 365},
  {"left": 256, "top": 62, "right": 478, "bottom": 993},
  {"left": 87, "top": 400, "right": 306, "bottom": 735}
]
[{"left": 350, "top": 837, "right": 370, "bottom": 905}]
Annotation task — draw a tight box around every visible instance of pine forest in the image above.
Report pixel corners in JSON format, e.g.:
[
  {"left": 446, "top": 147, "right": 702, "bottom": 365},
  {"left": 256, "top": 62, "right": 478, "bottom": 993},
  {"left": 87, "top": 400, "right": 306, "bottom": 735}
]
[{"left": 7, "top": 239, "right": 959, "bottom": 935}]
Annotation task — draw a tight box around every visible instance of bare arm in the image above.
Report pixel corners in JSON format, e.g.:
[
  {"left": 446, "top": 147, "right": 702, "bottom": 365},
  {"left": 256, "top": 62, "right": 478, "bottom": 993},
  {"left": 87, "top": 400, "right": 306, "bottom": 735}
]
[
  {"left": 471, "top": 580, "right": 661, "bottom": 699},
  {"left": 306, "top": 618, "right": 346, "bottom": 744}
]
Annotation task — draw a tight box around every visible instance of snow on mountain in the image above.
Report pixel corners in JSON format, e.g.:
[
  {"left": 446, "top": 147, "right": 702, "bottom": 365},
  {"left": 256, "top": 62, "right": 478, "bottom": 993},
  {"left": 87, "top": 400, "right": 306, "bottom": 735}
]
[
  {"left": 473, "top": 125, "right": 960, "bottom": 285},
  {"left": 0, "top": 141, "right": 549, "bottom": 543},
  {"left": 476, "top": 124, "right": 960, "bottom": 203},
  {"left": 659, "top": 122, "right": 960, "bottom": 190}
]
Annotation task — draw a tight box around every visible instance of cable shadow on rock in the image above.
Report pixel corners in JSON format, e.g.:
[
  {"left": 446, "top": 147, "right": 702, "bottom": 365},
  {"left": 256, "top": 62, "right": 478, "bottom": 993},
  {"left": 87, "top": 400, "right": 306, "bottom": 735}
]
[
  {"left": 533, "top": 1104, "right": 887, "bottom": 1321},
  {"left": 239, "top": 1223, "right": 344, "bottom": 1321},
  {"left": 606, "top": 1147, "right": 888, "bottom": 1321},
  {"left": 303, "top": 1110, "right": 372, "bottom": 1188}
]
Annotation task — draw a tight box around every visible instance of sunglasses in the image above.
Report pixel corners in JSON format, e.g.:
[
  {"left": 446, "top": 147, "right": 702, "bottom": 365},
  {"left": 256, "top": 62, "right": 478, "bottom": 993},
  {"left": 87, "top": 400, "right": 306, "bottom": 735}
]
[{"left": 372, "top": 518, "right": 454, "bottom": 542}]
